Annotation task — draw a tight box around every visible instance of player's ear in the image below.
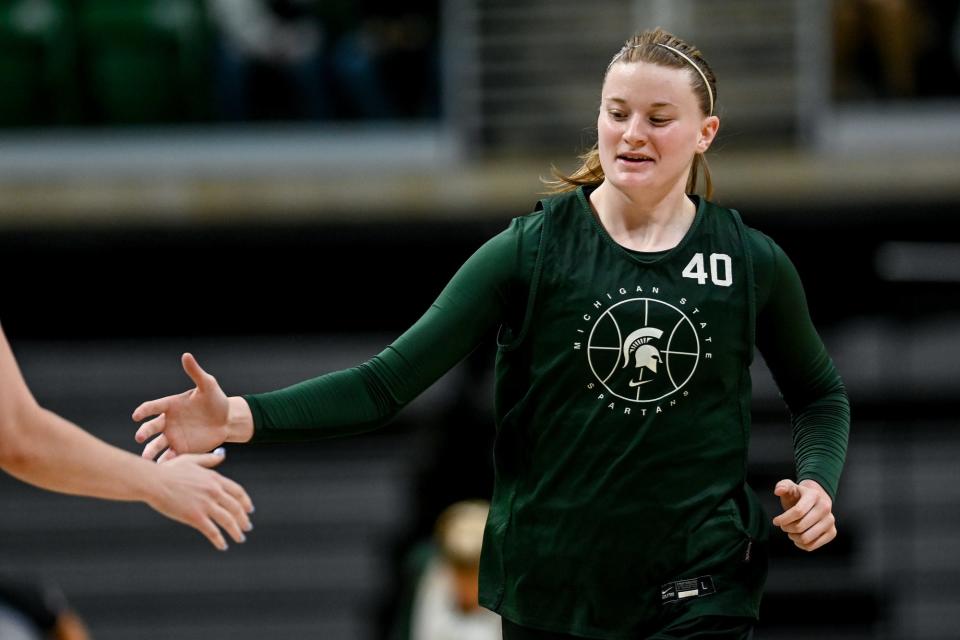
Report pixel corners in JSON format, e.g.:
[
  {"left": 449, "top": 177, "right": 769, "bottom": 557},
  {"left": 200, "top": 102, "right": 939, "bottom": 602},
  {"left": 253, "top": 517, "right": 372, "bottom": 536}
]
[{"left": 697, "top": 115, "right": 719, "bottom": 153}]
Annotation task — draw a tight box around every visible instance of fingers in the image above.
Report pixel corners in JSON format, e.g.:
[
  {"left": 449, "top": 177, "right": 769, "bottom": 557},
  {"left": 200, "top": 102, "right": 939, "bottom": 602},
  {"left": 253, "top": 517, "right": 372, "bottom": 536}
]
[
  {"left": 779, "top": 500, "right": 829, "bottom": 534},
  {"left": 191, "top": 448, "right": 255, "bottom": 515},
  {"left": 194, "top": 448, "right": 227, "bottom": 469},
  {"left": 194, "top": 494, "right": 250, "bottom": 550},
  {"left": 773, "top": 489, "right": 817, "bottom": 528},
  {"left": 194, "top": 450, "right": 254, "bottom": 527},
  {"left": 773, "top": 479, "right": 800, "bottom": 507},
  {"left": 152, "top": 449, "right": 254, "bottom": 550},
  {"left": 170, "top": 479, "right": 252, "bottom": 551},
  {"left": 194, "top": 516, "right": 230, "bottom": 552},
  {"left": 173, "top": 450, "right": 254, "bottom": 527},
  {"left": 208, "top": 500, "right": 247, "bottom": 545},
  {"left": 774, "top": 478, "right": 799, "bottom": 496},
  {"left": 217, "top": 479, "right": 254, "bottom": 534},
  {"left": 772, "top": 479, "right": 838, "bottom": 552},
  {"left": 182, "top": 353, "right": 215, "bottom": 391},
  {"left": 223, "top": 475, "right": 255, "bottom": 515},
  {"left": 788, "top": 515, "right": 837, "bottom": 551},
  {"left": 135, "top": 414, "right": 166, "bottom": 445},
  {"left": 142, "top": 433, "right": 170, "bottom": 460},
  {"left": 773, "top": 485, "right": 819, "bottom": 529},
  {"left": 132, "top": 397, "right": 172, "bottom": 426}
]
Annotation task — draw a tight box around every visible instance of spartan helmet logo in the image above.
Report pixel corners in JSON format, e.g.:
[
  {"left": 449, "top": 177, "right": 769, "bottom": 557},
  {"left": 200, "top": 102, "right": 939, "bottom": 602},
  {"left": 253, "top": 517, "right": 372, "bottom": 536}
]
[
  {"left": 587, "top": 297, "right": 700, "bottom": 403},
  {"left": 621, "top": 327, "right": 664, "bottom": 387}
]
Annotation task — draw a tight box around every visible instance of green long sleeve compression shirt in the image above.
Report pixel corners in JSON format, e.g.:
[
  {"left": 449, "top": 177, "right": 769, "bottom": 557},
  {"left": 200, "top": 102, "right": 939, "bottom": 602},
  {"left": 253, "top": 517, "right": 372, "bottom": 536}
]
[{"left": 244, "top": 212, "right": 850, "bottom": 499}]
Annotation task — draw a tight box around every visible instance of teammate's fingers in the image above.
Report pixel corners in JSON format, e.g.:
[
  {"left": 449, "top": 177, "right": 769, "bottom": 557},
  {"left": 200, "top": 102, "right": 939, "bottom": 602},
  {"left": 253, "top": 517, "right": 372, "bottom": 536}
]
[
  {"left": 142, "top": 433, "right": 170, "bottom": 460},
  {"left": 221, "top": 475, "right": 255, "bottom": 516},
  {"left": 208, "top": 501, "right": 247, "bottom": 545},
  {"left": 184, "top": 449, "right": 255, "bottom": 530},
  {"left": 186, "top": 451, "right": 254, "bottom": 529},
  {"left": 192, "top": 448, "right": 227, "bottom": 469},
  {"left": 216, "top": 483, "right": 253, "bottom": 533},
  {"left": 132, "top": 397, "right": 171, "bottom": 424},
  {"left": 194, "top": 516, "right": 229, "bottom": 551},
  {"left": 158, "top": 448, "right": 179, "bottom": 463}
]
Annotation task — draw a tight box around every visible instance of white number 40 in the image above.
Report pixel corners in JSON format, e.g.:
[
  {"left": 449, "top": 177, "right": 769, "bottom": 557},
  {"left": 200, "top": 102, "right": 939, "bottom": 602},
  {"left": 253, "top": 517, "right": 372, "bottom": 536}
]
[{"left": 681, "top": 253, "right": 733, "bottom": 287}]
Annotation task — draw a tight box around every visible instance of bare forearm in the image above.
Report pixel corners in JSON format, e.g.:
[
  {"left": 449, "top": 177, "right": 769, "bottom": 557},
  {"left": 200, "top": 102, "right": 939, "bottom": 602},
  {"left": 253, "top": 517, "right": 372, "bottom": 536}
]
[{"left": 2, "top": 403, "right": 162, "bottom": 504}]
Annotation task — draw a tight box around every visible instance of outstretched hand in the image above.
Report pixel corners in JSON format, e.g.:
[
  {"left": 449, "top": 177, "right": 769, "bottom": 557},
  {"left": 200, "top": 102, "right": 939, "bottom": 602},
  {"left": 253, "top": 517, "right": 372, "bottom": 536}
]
[
  {"left": 149, "top": 448, "right": 254, "bottom": 550},
  {"left": 133, "top": 353, "right": 232, "bottom": 461},
  {"left": 772, "top": 479, "right": 837, "bottom": 552}
]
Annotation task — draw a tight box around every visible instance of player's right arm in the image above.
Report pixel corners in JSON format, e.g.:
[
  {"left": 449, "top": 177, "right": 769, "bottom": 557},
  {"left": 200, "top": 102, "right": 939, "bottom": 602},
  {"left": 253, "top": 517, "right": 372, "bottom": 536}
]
[{"left": 134, "top": 215, "right": 541, "bottom": 457}]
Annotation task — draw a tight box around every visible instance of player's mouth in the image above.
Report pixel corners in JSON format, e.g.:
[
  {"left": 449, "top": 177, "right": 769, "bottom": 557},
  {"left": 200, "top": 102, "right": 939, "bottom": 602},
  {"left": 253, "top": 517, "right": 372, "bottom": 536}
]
[{"left": 617, "top": 153, "right": 654, "bottom": 164}]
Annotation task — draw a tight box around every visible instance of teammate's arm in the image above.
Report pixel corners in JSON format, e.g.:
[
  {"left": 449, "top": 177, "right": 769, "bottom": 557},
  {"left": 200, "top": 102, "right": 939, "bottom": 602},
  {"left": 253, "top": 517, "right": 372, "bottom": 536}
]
[{"left": 0, "top": 324, "right": 254, "bottom": 550}]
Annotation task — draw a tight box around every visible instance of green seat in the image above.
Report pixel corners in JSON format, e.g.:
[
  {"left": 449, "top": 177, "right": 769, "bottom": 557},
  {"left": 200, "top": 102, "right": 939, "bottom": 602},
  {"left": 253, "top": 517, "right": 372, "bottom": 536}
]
[{"left": 77, "top": 0, "right": 211, "bottom": 124}]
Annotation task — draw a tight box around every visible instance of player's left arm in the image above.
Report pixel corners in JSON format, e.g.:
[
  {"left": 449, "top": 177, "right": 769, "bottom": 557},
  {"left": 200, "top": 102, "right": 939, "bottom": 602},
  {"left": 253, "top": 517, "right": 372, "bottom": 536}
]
[{"left": 752, "top": 234, "right": 850, "bottom": 551}]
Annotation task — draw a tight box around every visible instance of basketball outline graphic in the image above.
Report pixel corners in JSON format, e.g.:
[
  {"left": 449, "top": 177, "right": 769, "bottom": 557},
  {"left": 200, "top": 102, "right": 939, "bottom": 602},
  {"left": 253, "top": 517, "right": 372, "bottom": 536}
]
[{"left": 586, "top": 297, "right": 700, "bottom": 403}]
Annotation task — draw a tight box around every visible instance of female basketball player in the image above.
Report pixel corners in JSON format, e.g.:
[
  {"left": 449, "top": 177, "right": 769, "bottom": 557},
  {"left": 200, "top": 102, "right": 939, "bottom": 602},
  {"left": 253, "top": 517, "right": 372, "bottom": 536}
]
[
  {"left": 133, "top": 28, "right": 849, "bottom": 638},
  {"left": 0, "top": 324, "right": 253, "bottom": 551}
]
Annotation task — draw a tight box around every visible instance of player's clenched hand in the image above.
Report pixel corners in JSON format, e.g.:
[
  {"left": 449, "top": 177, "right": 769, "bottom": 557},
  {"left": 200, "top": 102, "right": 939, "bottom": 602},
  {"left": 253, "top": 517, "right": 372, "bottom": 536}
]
[
  {"left": 133, "top": 353, "right": 231, "bottom": 461},
  {"left": 772, "top": 479, "right": 837, "bottom": 551}
]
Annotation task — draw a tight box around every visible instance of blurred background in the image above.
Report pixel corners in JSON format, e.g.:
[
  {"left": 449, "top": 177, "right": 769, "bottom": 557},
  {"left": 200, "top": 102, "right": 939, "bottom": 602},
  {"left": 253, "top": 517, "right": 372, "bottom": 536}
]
[{"left": 0, "top": 0, "right": 958, "bottom": 638}]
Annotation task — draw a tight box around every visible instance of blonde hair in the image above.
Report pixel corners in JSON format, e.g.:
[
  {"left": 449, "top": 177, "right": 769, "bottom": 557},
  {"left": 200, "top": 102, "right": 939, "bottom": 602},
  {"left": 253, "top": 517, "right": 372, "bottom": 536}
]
[
  {"left": 434, "top": 500, "right": 489, "bottom": 570},
  {"left": 545, "top": 27, "right": 718, "bottom": 199}
]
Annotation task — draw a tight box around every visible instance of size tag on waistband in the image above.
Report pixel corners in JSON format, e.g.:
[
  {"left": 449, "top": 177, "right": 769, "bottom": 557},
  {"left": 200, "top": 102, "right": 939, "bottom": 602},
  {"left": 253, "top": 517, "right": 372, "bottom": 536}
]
[{"left": 660, "top": 575, "right": 716, "bottom": 604}]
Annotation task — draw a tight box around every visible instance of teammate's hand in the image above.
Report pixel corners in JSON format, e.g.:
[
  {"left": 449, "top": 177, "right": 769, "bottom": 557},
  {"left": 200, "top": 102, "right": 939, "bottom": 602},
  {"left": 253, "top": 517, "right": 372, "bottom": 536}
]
[
  {"left": 133, "top": 353, "right": 231, "bottom": 461},
  {"left": 772, "top": 479, "right": 837, "bottom": 551},
  {"left": 148, "top": 448, "right": 254, "bottom": 550}
]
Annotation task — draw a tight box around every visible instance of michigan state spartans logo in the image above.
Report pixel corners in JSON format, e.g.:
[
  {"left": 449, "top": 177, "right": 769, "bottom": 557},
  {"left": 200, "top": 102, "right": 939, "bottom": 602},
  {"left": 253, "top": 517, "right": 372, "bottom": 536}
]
[{"left": 587, "top": 297, "right": 700, "bottom": 403}]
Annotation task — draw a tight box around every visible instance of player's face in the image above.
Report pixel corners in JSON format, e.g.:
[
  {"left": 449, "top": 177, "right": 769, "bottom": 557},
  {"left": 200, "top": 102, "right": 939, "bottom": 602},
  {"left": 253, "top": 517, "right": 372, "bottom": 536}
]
[{"left": 597, "top": 61, "right": 718, "bottom": 198}]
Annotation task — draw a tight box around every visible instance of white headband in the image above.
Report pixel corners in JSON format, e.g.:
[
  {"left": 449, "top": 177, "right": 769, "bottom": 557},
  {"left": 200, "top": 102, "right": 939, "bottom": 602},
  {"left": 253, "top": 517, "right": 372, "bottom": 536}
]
[
  {"left": 608, "top": 43, "right": 714, "bottom": 116},
  {"left": 655, "top": 43, "right": 714, "bottom": 115}
]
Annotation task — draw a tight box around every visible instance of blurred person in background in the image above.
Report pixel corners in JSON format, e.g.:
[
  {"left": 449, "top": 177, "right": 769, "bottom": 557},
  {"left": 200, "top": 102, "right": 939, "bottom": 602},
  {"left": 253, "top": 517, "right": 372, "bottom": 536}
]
[
  {"left": 833, "top": 0, "right": 960, "bottom": 100},
  {"left": 0, "top": 324, "right": 253, "bottom": 551},
  {"left": 358, "top": 0, "right": 440, "bottom": 119},
  {"left": 391, "top": 500, "right": 501, "bottom": 640},
  {"left": 207, "top": 0, "right": 389, "bottom": 120},
  {"left": 134, "top": 27, "right": 849, "bottom": 639},
  {"left": 207, "top": 0, "right": 329, "bottom": 120},
  {"left": 0, "top": 577, "right": 89, "bottom": 640},
  {"left": 833, "top": 0, "right": 922, "bottom": 98}
]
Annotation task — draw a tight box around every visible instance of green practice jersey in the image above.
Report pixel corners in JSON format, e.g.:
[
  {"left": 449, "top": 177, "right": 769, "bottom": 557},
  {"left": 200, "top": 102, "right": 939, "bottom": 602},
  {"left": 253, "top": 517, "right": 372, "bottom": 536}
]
[
  {"left": 480, "top": 188, "right": 766, "bottom": 636},
  {"left": 244, "top": 186, "right": 850, "bottom": 638}
]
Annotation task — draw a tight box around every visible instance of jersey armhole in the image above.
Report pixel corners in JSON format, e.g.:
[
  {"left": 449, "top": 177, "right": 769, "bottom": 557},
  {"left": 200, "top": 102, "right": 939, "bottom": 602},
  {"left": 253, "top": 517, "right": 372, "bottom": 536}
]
[{"left": 497, "top": 203, "right": 548, "bottom": 352}]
